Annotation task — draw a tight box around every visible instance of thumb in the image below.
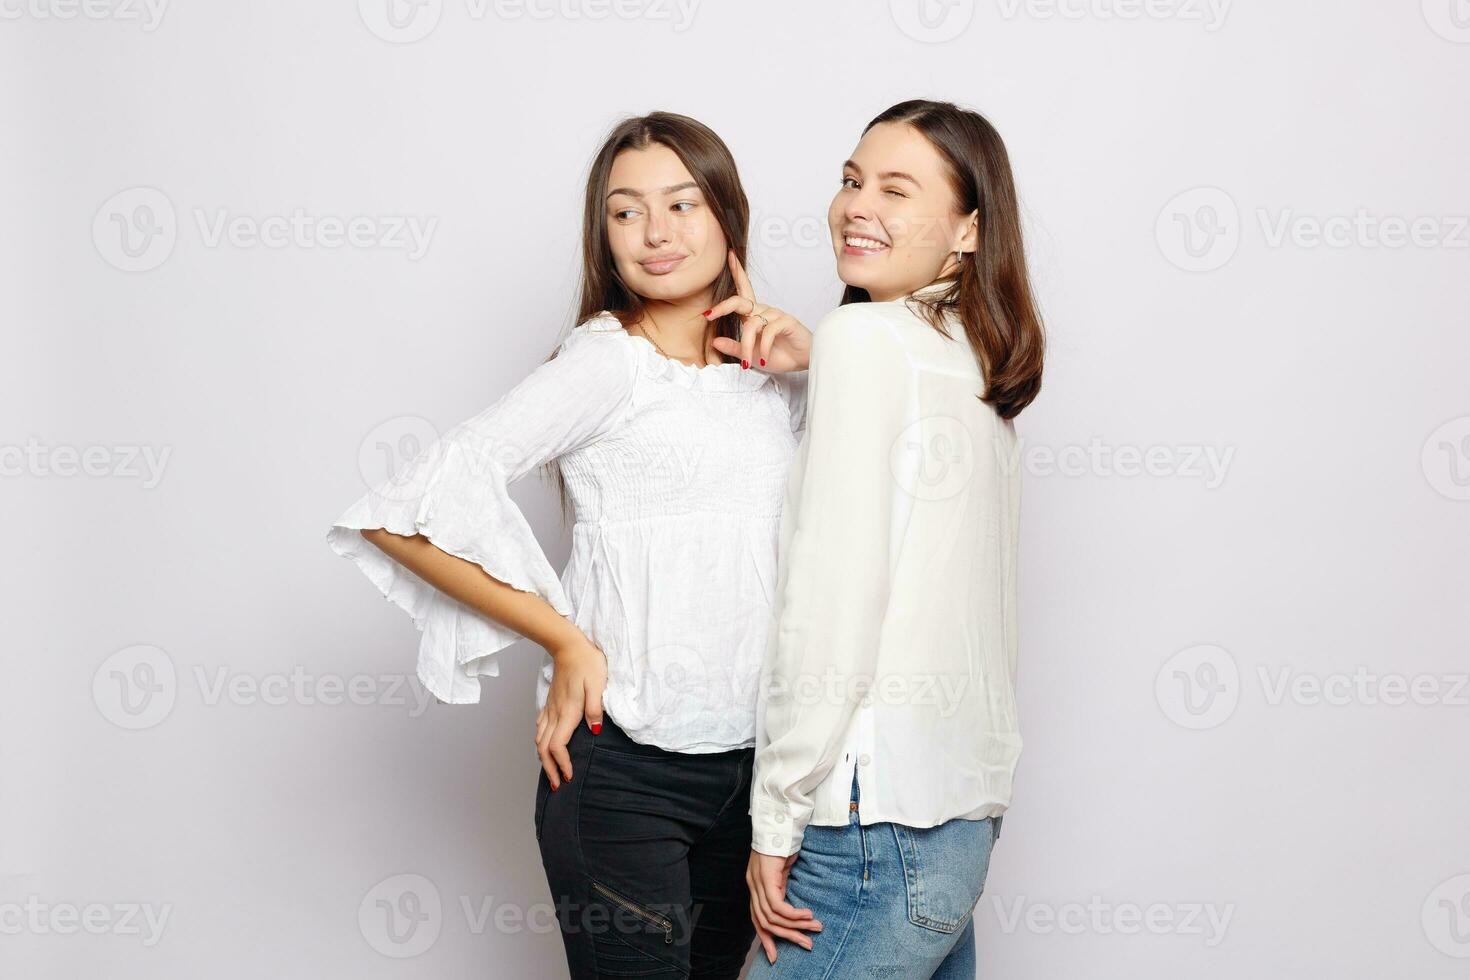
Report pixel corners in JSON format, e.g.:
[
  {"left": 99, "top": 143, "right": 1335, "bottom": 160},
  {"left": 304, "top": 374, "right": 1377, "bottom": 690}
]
[
  {"left": 710, "top": 336, "right": 741, "bottom": 358},
  {"left": 584, "top": 686, "right": 604, "bottom": 735}
]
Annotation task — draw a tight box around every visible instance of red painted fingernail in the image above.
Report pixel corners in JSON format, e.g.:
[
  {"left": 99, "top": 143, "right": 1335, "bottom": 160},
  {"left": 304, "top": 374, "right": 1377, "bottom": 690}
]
[
  {"left": 759, "top": 357, "right": 766, "bottom": 366},
  {"left": 591, "top": 723, "right": 602, "bottom": 735},
  {"left": 701, "top": 309, "right": 712, "bottom": 317},
  {"left": 551, "top": 783, "right": 559, "bottom": 792},
  {"left": 741, "top": 359, "right": 749, "bottom": 369}
]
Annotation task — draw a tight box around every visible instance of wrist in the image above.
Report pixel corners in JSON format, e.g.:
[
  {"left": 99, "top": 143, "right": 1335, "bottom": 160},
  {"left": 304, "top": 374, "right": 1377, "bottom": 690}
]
[{"left": 546, "top": 624, "right": 590, "bottom": 661}]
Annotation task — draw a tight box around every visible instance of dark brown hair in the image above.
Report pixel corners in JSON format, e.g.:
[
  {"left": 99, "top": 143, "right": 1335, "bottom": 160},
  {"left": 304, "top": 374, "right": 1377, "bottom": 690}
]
[
  {"left": 841, "top": 99, "right": 1044, "bottom": 419},
  {"left": 545, "top": 111, "right": 752, "bottom": 521}
]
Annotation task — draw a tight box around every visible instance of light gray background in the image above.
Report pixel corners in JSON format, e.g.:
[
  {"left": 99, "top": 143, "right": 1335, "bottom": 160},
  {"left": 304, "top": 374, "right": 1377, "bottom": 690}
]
[{"left": 4, "top": 1, "right": 1468, "bottom": 977}]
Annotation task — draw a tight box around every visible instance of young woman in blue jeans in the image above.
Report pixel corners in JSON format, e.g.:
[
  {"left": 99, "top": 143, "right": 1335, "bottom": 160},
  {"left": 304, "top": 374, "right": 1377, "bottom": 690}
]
[{"left": 742, "top": 100, "right": 1045, "bottom": 978}]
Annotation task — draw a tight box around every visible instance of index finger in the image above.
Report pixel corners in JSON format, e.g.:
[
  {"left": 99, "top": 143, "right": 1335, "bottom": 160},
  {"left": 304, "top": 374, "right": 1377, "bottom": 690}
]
[{"left": 728, "top": 248, "right": 756, "bottom": 301}]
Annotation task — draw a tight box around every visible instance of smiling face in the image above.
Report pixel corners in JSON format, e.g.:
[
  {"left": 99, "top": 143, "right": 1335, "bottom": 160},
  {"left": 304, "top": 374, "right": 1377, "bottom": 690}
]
[
  {"left": 827, "top": 121, "right": 979, "bottom": 302},
  {"left": 604, "top": 143, "right": 727, "bottom": 306}
]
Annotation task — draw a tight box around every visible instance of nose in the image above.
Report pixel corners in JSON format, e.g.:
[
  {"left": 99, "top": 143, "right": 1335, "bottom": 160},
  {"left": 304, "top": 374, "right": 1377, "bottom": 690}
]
[
  {"left": 843, "top": 186, "right": 875, "bottom": 225},
  {"left": 644, "top": 211, "right": 671, "bottom": 249}
]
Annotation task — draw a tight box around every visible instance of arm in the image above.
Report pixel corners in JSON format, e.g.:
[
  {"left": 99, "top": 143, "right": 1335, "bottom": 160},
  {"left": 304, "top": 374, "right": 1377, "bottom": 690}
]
[
  {"left": 327, "top": 323, "right": 638, "bottom": 720},
  {"left": 358, "top": 528, "right": 584, "bottom": 657},
  {"left": 749, "top": 308, "right": 912, "bottom": 857}
]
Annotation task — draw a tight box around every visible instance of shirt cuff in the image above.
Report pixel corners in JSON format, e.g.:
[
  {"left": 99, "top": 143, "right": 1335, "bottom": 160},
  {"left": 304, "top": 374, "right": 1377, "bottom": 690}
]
[{"left": 750, "top": 796, "right": 805, "bottom": 857}]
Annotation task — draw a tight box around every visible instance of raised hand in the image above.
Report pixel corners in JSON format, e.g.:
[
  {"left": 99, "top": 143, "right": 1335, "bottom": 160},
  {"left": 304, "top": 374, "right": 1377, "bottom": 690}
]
[{"left": 705, "top": 249, "right": 812, "bottom": 373}]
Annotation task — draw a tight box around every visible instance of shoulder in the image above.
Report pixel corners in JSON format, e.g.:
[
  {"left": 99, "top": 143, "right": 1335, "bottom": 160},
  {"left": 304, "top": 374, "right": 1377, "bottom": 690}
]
[
  {"left": 558, "top": 313, "right": 632, "bottom": 355},
  {"left": 810, "top": 303, "right": 912, "bottom": 379},
  {"left": 562, "top": 311, "right": 629, "bottom": 346},
  {"left": 577, "top": 311, "right": 627, "bottom": 334},
  {"left": 542, "top": 313, "right": 640, "bottom": 388}
]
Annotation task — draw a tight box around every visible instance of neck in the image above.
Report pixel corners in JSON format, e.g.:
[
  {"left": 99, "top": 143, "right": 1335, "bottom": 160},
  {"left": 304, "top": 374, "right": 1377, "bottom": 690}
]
[
  {"left": 639, "top": 291, "right": 716, "bottom": 364},
  {"left": 871, "top": 270, "right": 954, "bottom": 304}
]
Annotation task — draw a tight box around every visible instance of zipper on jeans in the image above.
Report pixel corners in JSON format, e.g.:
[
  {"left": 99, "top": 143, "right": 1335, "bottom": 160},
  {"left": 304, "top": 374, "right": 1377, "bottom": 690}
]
[{"left": 590, "top": 880, "right": 674, "bottom": 944}]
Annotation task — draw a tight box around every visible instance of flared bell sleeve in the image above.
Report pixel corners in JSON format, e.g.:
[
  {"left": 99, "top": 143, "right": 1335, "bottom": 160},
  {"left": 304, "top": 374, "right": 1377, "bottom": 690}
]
[{"left": 326, "top": 321, "right": 639, "bottom": 704}]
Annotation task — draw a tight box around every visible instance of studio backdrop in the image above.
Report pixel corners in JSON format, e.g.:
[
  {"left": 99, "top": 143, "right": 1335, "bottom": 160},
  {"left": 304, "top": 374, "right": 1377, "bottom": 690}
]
[{"left": 4, "top": 1, "right": 1468, "bottom": 977}]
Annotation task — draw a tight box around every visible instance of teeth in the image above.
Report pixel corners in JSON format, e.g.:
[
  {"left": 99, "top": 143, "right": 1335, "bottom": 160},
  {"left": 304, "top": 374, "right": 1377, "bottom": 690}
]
[{"left": 845, "top": 235, "right": 887, "bottom": 249}]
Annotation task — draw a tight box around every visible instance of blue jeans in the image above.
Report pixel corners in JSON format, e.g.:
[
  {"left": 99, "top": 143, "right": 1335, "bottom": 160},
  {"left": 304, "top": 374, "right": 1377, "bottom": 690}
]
[{"left": 746, "top": 769, "right": 1001, "bottom": 980}]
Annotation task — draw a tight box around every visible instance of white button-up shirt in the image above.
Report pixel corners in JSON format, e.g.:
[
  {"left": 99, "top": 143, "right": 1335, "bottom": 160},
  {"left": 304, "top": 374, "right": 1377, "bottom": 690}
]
[{"left": 749, "top": 294, "right": 1023, "bottom": 856}]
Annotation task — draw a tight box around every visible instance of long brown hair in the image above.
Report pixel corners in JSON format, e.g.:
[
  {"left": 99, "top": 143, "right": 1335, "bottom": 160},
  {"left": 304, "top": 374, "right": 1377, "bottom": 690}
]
[
  {"left": 544, "top": 111, "right": 752, "bottom": 521},
  {"left": 841, "top": 100, "right": 1044, "bottom": 420}
]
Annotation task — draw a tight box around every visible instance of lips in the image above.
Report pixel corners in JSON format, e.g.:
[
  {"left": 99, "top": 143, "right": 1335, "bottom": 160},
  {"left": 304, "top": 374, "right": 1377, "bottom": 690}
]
[{"left": 639, "top": 254, "right": 686, "bottom": 275}]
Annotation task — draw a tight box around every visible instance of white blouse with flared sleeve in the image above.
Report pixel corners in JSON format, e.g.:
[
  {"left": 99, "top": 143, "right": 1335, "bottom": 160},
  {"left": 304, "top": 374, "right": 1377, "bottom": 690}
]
[
  {"left": 327, "top": 312, "right": 808, "bottom": 753},
  {"left": 748, "top": 295, "right": 1022, "bottom": 856}
]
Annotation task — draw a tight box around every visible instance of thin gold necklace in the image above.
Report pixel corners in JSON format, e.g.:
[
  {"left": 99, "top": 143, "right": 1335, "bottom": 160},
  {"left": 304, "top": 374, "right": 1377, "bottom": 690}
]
[{"left": 639, "top": 309, "right": 710, "bottom": 368}]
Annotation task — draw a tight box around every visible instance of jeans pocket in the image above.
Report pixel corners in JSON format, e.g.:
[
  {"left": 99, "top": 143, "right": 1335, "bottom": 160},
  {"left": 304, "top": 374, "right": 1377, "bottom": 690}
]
[{"left": 895, "top": 817, "right": 998, "bottom": 933}]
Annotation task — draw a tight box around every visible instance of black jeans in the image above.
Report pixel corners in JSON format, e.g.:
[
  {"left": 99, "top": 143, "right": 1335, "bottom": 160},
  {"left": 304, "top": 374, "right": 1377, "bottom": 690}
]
[{"left": 535, "top": 713, "right": 758, "bottom": 979}]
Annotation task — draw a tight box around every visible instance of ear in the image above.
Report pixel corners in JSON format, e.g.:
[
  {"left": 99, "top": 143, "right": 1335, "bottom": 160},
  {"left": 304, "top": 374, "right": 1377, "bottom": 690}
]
[{"left": 954, "top": 209, "right": 980, "bottom": 254}]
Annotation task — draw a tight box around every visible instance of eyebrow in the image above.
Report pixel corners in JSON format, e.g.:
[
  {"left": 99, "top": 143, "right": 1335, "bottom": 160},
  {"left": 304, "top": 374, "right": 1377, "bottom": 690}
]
[
  {"left": 605, "top": 180, "right": 700, "bottom": 201},
  {"left": 842, "top": 160, "right": 922, "bottom": 188}
]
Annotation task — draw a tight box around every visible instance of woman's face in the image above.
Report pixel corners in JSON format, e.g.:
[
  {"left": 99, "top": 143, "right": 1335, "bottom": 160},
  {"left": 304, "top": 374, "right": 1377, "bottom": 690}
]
[
  {"left": 827, "top": 121, "right": 977, "bottom": 302},
  {"left": 605, "top": 143, "right": 727, "bottom": 306}
]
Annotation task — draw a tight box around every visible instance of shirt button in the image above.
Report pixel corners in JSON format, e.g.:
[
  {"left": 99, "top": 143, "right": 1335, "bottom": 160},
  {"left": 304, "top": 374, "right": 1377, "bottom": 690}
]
[
  {"left": 858, "top": 754, "right": 871, "bottom": 766},
  {"left": 774, "top": 813, "right": 786, "bottom": 823}
]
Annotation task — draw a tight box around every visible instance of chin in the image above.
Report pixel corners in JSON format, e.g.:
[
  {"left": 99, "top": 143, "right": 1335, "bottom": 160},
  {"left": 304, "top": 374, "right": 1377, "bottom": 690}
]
[
  {"left": 835, "top": 263, "right": 882, "bottom": 296},
  {"left": 637, "top": 275, "right": 698, "bottom": 303}
]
